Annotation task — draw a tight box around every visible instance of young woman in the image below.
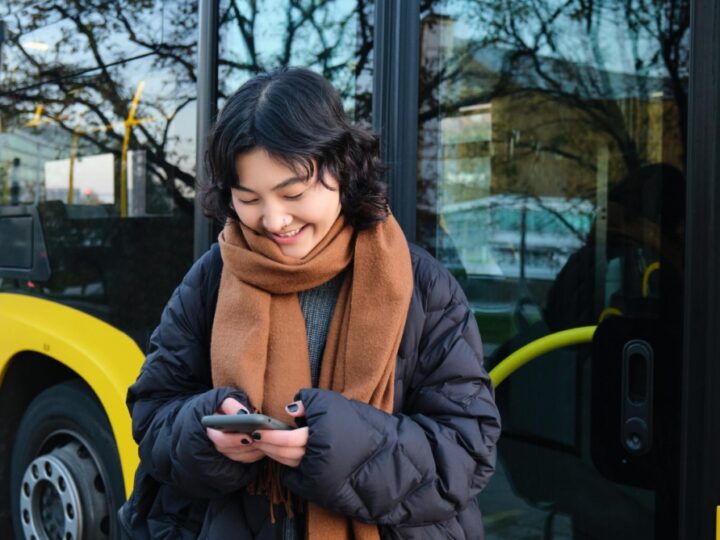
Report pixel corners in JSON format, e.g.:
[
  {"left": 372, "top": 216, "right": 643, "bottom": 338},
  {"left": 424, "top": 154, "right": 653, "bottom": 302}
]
[{"left": 119, "top": 67, "right": 500, "bottom": 540}]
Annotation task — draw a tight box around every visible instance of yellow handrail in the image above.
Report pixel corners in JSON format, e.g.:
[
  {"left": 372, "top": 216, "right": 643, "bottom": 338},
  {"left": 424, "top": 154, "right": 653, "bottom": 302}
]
[
  {"left": 598, "top": 306, "right": 623, "bottom": 322},
  {"left": 490, "top": 326, "right": 597, "bottom": 387},
  {"left": 642, "top": 261, "right": 660, "bottom": 298}
]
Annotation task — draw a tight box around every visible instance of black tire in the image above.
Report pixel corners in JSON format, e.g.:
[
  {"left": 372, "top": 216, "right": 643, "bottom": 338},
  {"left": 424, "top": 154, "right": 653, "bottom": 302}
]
[{"left": 10, "top": 379, "right": 125, "bottom": 540}]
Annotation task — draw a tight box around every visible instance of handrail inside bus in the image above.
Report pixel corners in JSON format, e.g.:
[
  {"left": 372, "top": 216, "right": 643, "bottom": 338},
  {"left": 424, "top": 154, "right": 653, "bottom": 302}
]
[
  {"left": 489, "top": 326, "right": 597, "bottom": 387},
  {"left": 642, "top": 261, "right": 660, "bottom": 298}
]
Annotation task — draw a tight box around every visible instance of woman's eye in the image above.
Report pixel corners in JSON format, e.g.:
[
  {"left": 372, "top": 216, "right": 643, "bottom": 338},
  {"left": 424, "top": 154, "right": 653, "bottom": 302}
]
[
  {"left": 237, "top": 198, "right": 258, "bottom": 205},
  {"left": 284, "top": 192, "right": 305, "bottom": 200}
]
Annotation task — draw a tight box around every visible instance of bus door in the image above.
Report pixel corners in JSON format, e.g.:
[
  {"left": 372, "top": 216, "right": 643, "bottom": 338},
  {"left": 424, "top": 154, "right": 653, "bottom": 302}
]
[{"left": 414, "top": 2, "right": 688, "bottom": 538}]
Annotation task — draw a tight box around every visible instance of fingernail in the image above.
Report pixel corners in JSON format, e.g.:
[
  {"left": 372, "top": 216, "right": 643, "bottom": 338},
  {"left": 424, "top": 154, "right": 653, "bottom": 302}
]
[
  {"left": 251, "top": 432, "right": 261, "bottom": 441},
  {"left": 237, "top": 409, "right": 248, "bottom": 415},
  {"left": 241, "top": 438, "right": 250, "bottom": 445},
  {"left": 286, "top": 403, "right": 299, "bottom": 413}
]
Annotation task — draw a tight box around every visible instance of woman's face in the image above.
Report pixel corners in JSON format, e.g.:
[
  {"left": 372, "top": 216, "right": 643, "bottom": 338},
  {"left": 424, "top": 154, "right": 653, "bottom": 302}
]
[{"left": 231, "top": 148, "right": 342, "bottom": 259}]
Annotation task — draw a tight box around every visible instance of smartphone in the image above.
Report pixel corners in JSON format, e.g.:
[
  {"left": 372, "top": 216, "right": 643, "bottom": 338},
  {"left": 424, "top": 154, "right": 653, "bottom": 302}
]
[{"left": 201, "top": 413, "right": 293, "bottom": 433}]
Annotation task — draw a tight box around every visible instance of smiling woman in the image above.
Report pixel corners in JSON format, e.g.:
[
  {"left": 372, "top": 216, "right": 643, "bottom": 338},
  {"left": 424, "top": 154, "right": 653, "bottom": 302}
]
[{"left": 117, "top": 67, "right": 500, "bottom": 540}]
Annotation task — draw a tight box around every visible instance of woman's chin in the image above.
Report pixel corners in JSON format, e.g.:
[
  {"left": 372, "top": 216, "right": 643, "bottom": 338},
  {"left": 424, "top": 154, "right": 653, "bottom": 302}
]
[{"left": 277, "top": 232, "right": 315, "bottom": 259}]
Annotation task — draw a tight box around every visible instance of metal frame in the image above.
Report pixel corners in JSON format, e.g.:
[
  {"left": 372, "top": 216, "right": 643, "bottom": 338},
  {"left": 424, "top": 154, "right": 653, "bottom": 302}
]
[
  {"left": 372, "top": 0, "right": 420, "bottom": 241},
  {"left": 680, "top": 0, "right": 720, "bottom": 537},
  {"left": 193, "top": 0, "right": 219, "bottom": 260}
]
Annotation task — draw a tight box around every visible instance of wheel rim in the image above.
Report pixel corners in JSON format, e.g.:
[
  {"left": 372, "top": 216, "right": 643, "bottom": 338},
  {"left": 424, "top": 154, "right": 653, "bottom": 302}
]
[{"left": 18, "top": 438, "right": 111, "bottom": 540}]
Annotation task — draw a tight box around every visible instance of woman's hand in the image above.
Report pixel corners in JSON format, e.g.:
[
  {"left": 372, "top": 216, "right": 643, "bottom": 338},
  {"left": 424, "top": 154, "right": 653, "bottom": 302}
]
[
  {"left": 206, "top": 397, "right": 265, "bottom": 464},
  {"left": 251, "top": 401, "right": 308, "bottom": 468}
]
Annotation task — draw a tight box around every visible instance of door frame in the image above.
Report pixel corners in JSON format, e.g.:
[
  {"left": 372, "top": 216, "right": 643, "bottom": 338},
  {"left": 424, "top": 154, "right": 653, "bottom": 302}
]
[
  {"left": 680, "top": 0, "right": 720, "bottom": 538},
  {"left": 372, "top": 0, "right": 420, "bottom": 241}
]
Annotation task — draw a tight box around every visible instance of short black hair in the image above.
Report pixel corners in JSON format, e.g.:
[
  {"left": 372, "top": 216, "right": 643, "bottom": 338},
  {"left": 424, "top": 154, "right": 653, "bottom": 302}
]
[{"left": 202, "top": 67, "right": 388, "bottom": 230}]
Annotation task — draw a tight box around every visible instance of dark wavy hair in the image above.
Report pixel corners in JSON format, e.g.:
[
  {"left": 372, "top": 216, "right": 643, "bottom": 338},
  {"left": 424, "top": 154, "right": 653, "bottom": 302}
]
[{"left": 202, "top": 67, "right": 388, "bottom": 230}]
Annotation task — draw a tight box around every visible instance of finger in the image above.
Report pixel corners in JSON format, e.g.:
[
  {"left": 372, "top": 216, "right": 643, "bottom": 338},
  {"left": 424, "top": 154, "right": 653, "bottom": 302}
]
[
  {"left": 254, "top": 443, "right": 304, "bottom": 468},
  {"left": 223, "top": 449, "right": 266, "bottom": 463},
  {"left": 285, "top": 400, "right": 305, "bottom": 418},
  {"left": 252, "top": 442, "right": 306, "bottom": 461},
  {"left": 207, "top": 428, "right": 254, "bottom": 449},
  {"left": 210, "top": 436, "right": 265, "bottom": 464},
  {"left": 267, "top": 455, "right": 302, "bottom": 468},
  {"left": 251, "top": 427, "right": 308, "bottom": 447},
  {"left": 218, "top": 397, "right": 249, "bottom": 415}
]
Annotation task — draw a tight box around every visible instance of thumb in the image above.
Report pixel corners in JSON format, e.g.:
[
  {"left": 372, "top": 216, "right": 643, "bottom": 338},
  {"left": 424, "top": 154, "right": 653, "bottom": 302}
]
[{"left": 285, "top": 400, "right": 305, "bottom": 418}]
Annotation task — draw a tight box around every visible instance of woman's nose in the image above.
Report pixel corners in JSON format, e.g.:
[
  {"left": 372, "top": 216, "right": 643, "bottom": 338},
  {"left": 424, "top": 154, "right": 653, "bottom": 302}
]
[{"left": 262, "top": 207, "right": 290, "bottom": 232}]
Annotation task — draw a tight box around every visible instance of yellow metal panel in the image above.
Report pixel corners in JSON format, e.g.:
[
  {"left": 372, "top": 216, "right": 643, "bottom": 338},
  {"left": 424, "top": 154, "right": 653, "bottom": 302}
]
[
  {"left": 716, "top": 506, "right": 719, "bottom": 540},
  {"left": 0, "top": 292, "right": 144, "bottom": 497}
]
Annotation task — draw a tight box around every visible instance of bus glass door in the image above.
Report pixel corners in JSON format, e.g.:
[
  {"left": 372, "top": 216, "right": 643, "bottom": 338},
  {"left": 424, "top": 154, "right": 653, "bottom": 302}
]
[{"left": 415, "top": 2, "right": 688, "bottom": 538}]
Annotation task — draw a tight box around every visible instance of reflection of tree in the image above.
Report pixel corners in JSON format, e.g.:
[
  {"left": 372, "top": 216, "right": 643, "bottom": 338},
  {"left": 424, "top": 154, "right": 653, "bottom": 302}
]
[
  {"left": 217, "top": 0, "right": 374, "bottom": 122},
  {"left": 1, "top": 0, "right": 374, "bottom": 212},
  {"left": 418, "top": 0, "right": 689, "bottom": 189},
  {"left": 1, "top": 0, "right": 199, "bottom": 212}
]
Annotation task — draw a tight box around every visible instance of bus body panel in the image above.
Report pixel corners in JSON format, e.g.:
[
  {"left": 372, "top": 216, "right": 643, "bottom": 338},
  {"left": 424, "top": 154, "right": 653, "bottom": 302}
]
[{"left": 0, "top": 292, "right": 142, "bottom": 496}]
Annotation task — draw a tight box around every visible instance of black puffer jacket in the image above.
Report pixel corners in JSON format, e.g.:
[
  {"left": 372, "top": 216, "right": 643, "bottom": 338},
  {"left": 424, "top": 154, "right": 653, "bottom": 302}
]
[{"left": 119, "top": 243, "right": 500, "bottom": 539}]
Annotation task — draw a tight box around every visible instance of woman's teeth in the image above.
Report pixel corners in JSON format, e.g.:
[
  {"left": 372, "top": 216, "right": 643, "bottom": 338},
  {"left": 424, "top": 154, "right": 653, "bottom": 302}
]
[{"left": 276, "top": 226, "right": 303, "bottom": 238}]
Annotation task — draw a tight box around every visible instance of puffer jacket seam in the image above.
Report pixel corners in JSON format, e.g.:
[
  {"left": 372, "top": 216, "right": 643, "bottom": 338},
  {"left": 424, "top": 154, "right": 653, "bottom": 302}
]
[{"left": 341, "top": 407, "right": 391, "bottom": 498}]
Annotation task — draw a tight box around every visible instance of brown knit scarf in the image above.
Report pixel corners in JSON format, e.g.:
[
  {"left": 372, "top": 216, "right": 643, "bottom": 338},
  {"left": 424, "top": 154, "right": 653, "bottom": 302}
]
[{"left": 211, "top": 214, "right": 413, "bottom": 540}]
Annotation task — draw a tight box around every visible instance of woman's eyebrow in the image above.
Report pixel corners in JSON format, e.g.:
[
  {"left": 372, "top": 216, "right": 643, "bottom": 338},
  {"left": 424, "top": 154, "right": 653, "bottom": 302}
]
[
  {"left": 234, "top": 176, "right": 307, "bottom": 194},
  {"left": 271, "top": 176, "right": 308, "bottom": 191}
]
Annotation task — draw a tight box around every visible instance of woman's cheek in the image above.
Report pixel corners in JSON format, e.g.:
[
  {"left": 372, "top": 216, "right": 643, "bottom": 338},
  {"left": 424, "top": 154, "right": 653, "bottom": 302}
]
[{"left": 235, "top": 206, "right": 258, "bottom": 228}]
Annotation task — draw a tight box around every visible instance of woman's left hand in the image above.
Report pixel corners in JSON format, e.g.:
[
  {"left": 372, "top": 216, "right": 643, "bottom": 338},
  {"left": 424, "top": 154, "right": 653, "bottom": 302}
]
[{"left": 251, "top": 400, "right": 308, "bottom": 467}]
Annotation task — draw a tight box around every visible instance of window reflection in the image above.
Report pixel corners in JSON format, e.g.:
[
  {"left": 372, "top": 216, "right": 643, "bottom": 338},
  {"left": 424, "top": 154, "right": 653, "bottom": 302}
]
[
  {"left": 418, "top": 1, "right": 688, "bottom": 539},
  {"left": 417, "top": 2, "right": 687, "bottom": 350},
  {"left": 0, "top": 1, "right": 198, "bottom": 348},
  {"left": 218, "top": 0, "right": 374, "bottom": 123},
  {"left": 1, "top": 0, "right": 170, "bottom": 81}
]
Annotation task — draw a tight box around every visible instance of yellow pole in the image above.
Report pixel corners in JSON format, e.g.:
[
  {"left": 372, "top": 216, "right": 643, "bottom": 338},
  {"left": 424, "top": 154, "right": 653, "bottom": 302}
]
[
  {"left": 25, "top": 104, "right": 44, "bottom": 127},
  {"left": 120, "top": 81, "right": 145, "bottom": 217}
]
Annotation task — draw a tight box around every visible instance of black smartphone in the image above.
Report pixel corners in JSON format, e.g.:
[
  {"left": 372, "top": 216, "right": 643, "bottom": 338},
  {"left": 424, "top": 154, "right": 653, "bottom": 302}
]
[{"left": 201, "top": 413, "right": 293, "bottom": 433}]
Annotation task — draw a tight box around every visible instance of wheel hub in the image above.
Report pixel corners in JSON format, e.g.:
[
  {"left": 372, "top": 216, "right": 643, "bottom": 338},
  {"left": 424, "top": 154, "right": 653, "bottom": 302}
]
[{"left": 18, "top": 440, "right": 109, "bottom": 540}]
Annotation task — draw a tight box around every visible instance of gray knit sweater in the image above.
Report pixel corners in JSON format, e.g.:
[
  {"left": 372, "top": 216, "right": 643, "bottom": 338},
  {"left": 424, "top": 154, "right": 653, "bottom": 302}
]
[{"left": 282, "top": 271, "right": 345, "bottom": 539}]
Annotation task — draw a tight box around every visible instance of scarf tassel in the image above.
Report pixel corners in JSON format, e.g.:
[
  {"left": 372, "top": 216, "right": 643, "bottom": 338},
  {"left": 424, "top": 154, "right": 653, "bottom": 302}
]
[{"left": 248, "top": 460, "right": 295, "bottom": 524}]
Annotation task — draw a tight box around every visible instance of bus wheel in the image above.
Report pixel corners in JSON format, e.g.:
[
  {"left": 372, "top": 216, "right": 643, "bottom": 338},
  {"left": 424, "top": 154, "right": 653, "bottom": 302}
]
[{"left": 10, "top": 380, "right": 124, "bottom": 540}]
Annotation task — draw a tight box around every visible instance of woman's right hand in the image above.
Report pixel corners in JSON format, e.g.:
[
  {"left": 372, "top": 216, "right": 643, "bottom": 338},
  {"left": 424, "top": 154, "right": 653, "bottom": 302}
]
[{"left": 206, "top": 397, "right": 266, "bottom": 464}]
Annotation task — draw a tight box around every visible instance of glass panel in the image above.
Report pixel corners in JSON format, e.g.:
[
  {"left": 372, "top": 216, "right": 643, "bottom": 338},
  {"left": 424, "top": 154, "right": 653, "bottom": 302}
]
[
  {"left": 417, "top": 2, "right": 688, "bottom": 539},
  {"left": 218, "top": 0, "right": 374, "bottom": 124},
  {"left": 0, "top": 1, "right": 198, "bottom": 348},
  {"left": 1, "top": 0, "right": 171, "bottom": 82}
]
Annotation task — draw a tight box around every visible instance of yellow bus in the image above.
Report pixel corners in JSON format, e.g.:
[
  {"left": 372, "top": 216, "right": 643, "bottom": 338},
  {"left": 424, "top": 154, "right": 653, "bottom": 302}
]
[{"left": 1, "top": 0, "right": 718, "bottom": 539}]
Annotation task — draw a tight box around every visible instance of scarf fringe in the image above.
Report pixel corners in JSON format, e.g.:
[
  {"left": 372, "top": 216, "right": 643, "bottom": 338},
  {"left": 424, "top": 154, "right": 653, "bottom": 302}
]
[{"left": 248, "top": 460, "right": 295, "bottom": 524}]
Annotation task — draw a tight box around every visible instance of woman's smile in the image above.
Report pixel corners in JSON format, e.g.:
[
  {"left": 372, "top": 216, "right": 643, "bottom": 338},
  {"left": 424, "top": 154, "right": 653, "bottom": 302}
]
[{"left": 269, "top": 224, "right": 308, "bottom": 243}]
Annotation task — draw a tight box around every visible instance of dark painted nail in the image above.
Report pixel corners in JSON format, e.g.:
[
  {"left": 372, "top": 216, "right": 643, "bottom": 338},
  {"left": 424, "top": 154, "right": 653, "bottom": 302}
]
[
  {"left": 237, "top": 409, "right": 248, "bottom": 415},
  {"left": 251, "top": 432, "right": 261, "bottom": 441},
  {"left": 286, "top": 403, "right": 299, "bottom": 413},
  {"left": 241, "top": 438, "right": 250, "bottom": 445}
]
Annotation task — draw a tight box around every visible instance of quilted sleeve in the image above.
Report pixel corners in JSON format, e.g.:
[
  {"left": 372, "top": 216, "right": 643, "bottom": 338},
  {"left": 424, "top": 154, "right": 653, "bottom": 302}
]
[{"left": 127, "top": 246, "right": 260, "bottom": 498}]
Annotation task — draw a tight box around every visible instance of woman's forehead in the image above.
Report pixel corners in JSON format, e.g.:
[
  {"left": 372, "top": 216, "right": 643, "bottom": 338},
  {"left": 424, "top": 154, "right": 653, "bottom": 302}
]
[{"left": 234, "top": 149, "right": 313, "bottom": 190}]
